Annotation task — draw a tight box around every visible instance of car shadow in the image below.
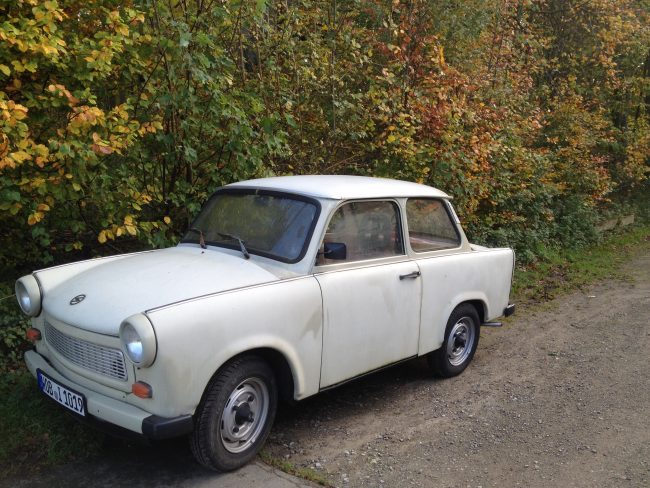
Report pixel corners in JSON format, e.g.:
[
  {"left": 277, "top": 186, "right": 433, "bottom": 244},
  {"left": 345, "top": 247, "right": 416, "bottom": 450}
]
[{"left": 2, "top": 359, "right": 434, "bottom": 488}]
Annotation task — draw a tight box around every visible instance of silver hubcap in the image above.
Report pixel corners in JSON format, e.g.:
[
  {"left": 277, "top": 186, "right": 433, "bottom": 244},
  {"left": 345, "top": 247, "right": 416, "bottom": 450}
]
[
  {"left": 220, "top": 377, "right": 269, "bottom": 453},
  {"left": 446, "top": 317, "right": 475, "bottom": 366}
]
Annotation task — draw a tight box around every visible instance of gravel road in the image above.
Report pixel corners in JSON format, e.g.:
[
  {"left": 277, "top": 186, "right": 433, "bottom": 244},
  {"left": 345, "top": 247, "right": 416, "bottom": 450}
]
[
  {"left": 265, "top": 247, "right": 650, "bottom": 487},
  {"left": 3, "top": 246, "right": 649, "bottom": 488}
]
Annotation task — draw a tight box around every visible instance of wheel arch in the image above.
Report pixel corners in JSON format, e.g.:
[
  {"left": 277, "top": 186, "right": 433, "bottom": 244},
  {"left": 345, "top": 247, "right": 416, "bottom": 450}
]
[
  {"left": 246, "top": 347, "right": 295, "bottom": 404},
  {"left": 195, "top": 346, "right": 298, "bottom": 417},
  {"left": 463, "top": 299, "right": 486, "bottom": 324},
  {"left": 418, "top": 294, "right": 488, "bottom": 356}
]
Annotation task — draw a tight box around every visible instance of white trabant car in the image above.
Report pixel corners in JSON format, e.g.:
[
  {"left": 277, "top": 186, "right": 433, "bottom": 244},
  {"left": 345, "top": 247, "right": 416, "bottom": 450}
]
[{"left": 16, "top": 175, "right": 515, "bottom": 471}]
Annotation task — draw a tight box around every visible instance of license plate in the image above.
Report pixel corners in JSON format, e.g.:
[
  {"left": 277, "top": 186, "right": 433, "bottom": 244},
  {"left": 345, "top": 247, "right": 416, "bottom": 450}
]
[{"left": 37, "top": 369, "right": 86, "bottom": 417}]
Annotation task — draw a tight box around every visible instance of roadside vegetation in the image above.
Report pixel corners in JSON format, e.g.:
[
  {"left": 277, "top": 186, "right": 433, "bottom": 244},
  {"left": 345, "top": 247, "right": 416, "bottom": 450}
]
[
  {"left": 0, "top": 0, "right": 648, "bottom": 478},
  {"left": 1, "top": 1, "right": 648, "bottom": 277}
]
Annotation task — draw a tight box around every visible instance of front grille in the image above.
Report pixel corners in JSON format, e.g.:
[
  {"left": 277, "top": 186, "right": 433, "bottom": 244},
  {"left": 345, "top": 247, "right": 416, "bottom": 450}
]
[{"left": 44, "top": 322, "right": 128, "bottom": 381}]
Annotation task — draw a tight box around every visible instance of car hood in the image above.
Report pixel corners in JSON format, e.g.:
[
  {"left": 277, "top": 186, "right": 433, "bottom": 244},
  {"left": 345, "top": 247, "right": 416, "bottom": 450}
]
[{"left": 39, "top": 246, "right": 280, "bottom": 336}]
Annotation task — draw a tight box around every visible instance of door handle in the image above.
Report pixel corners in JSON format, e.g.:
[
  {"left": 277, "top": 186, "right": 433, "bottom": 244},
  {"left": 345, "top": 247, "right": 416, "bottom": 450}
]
[{"left": 399, "top": 270, "right": 421, "bottom": 280}]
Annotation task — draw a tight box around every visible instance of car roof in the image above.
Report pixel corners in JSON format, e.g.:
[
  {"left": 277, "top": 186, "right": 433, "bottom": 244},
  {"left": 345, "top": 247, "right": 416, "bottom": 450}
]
[{"left": 226, "top": 175, "right": 450, "bottom": 200}]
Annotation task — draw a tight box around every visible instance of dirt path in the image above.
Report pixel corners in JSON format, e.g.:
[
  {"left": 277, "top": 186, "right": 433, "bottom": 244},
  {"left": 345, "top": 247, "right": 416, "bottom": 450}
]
[
  {"left": 3, "top": 247, "right": 649, "bottom": 488},
  {"left": 265, "top": 248, "right": 650, "bottom": 487}
]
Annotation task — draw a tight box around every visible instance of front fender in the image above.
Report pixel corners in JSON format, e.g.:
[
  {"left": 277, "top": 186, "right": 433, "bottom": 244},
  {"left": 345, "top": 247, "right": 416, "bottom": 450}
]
[{"left": 129, "top": 277, "right": 323, "bottom": 418}]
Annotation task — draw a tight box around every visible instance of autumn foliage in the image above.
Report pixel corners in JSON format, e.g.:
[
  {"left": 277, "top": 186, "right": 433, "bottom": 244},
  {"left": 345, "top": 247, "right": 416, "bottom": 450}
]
[{"left": 1, "top": 0, "right": 648, "bottom": 274}]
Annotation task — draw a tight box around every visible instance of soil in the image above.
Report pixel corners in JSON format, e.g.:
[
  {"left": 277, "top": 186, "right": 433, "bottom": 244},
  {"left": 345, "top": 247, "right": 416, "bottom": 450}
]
[{"left": 3, "top": 247, "right": 649, "bottom": 488}]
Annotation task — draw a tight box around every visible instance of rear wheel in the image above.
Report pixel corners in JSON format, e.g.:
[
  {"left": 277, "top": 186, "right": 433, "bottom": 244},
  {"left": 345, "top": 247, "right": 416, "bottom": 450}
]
[
  {"left": 428, "top": 304, "right": 480, "bottom": 378},
  {"left": 190, "top": 355, "right": 277, "bottom": 471}
]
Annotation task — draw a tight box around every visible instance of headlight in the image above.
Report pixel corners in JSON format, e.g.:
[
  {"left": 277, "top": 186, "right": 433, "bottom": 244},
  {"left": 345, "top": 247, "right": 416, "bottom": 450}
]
[
  {"left": 15, "top": 275, "right": 42, "bottom": 317},
  {"left": 119, "top": 314, "right": 157, "bottom": 367}
]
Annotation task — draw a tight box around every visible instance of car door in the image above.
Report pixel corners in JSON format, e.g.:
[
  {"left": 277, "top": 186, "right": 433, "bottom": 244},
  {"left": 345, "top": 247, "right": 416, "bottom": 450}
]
[{"left": 314, "top": 200, "right": 422, "bottom": 388}]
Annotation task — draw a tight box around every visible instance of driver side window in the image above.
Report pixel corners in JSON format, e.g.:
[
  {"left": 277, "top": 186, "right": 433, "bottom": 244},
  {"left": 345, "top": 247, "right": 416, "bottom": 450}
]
[{"left": 318, "top": 201, "right": 404, "bottom": 265}]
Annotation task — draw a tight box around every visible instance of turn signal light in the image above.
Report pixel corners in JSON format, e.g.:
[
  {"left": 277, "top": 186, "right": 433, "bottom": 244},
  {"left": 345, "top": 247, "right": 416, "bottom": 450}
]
[
  {"left": 26, "top": 328, "right": 42, "bottom": 342},
  {"left": 132, "top": 381, "right": 152, "bottom": 399}
]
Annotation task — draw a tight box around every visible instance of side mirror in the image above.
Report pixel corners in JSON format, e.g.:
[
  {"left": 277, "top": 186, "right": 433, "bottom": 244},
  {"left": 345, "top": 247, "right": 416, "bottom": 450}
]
[{"left": 323, "top": 242, "right": 347, "bottom": 260}]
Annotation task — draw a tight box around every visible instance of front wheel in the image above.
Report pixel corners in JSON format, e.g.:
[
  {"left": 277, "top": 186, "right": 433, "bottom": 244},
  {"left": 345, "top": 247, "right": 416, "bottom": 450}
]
[
  {"left": 190, "top": 355, "right": 277, "bottom": 471},
  {"left": 428, "top": 304, "right": 480, "bottom": 378}
]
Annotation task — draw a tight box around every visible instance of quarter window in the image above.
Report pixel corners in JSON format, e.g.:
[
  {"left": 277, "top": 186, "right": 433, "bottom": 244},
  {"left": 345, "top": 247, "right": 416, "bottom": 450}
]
[
  {"left": 319, "top": 201, "right": 404, "bottom": 264},
  {"left": 406, "top": 199, "right": 460, "bottom": 252}
]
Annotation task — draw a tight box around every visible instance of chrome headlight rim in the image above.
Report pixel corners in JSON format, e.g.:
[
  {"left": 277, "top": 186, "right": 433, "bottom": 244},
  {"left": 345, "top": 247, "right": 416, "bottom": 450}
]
[
  {"left": 119, "top": 314, "right": 157, "bottom": 368},
  {"left": 15, "top": 275, "right": 42, "bottom": 317}
]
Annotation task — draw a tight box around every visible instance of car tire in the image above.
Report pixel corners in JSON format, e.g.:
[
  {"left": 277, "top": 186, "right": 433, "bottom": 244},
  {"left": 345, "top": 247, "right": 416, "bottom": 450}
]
[
  {"left": 428, "top": 304, "right": 480, "bottom": 378},
  {"left": 190, "top": 355, "right": 277, "bottom": 472}
]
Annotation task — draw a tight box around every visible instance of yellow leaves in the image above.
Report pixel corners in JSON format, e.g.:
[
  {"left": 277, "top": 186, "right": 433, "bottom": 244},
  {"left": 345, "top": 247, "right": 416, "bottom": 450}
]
[
  {"left": 27, "top": 203, "right": 51, "bottom": 226},
  {"left": 139, "top": 123, "right": 154, "bottom": 135},
  {"left": 31, "top": 177, "right": 46, "bottom": 188},
  {"left": 10, "top": 150, "right": 32, "bottom": 164},
  {"left": 99, "top": 216, "right": 139, "bottom": 244},
  {"left": 0, "top": 133, "right": 8, "bottom": 158},
  {"left": 163, "top": 216, "right": 171, "bottom": 225},
  {"left": 27, "top": 212, "right": 44, "bottom": 225},
  {"left": 0, "top": 157, "right": 16, "bottom": 170},
  {"left": 98, "top": 227, "right": 120, "bottom": 244},
  {"left": 40, "top": 44, "right": 60, "bottom": 57},
  {"left": 138, "top": 120, "right": 162, "bottom": 135},
  {"left": 115, "top": 24, "right": 130, "bottom": 37},
  {"left": 12, "top": 106, "right": 28, "bottom": 121},
  {"left": 0, "top": 64, "right": 10, "bottom": 76},
  {"left": 11, "top": 60, "right": 25, "bottom": 73},
  {"left": 67, "top": 106, "right": 105, "bottom": 133},
  {"left": 112, "top": 104, "right": 130, "bottom": 121},
  {"left": 123, "top": 215, "right": 137, "bottom": 235},
  {"left": 1, "top": 100, "right": 29, "bottom": 128},
  {"left": 43, "top": 0, "right": 59, "bottom": 12}
]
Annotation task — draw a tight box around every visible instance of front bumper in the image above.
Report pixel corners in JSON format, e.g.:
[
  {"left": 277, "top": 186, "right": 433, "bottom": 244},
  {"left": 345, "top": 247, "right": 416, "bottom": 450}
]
[{"left": 25, "top": 350, "right": 193, "bottom": 440}]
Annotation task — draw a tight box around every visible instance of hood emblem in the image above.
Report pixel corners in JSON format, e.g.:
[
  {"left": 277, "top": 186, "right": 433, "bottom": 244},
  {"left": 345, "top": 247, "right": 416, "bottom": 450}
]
[{"left": 69, "top": 294, "right": 86, "bottom": 305}]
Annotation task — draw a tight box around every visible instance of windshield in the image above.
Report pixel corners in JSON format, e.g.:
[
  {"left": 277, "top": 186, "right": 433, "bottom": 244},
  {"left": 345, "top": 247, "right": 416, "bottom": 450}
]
[{"left": 181, "top": 190, "right": 320, "bottom": 263}]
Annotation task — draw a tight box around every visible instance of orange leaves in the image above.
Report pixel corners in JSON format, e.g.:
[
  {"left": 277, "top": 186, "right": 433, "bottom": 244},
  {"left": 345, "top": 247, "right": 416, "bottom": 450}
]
[
  {"left": 91, "top": 132, "right": 114, "bottom": 155},
  {"left": 137, "top": 119, "right": 163, "bottom": 136},
  {"left": 67, "top": 106, "right": 104, "bottom": 132},
  {"left": 27, "top": 204, "right": 51, "bottom": 226},
  {"left": 47, "top": 83, "right": 79, "bottom": 107}
]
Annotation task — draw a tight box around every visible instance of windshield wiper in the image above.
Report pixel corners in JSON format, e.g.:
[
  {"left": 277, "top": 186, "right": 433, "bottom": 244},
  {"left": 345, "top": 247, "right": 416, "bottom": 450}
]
[
  {"left": 188, "top": 227, "right": 207, "bottom": 249},
  {"left": 216, "top": 232, "right": 250, "bottom": 260}
]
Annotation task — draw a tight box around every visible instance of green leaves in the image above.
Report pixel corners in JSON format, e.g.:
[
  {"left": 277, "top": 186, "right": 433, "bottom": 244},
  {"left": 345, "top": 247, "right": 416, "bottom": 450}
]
[{"left": 0, "top": 0, "right": 648, "bottom": 277}]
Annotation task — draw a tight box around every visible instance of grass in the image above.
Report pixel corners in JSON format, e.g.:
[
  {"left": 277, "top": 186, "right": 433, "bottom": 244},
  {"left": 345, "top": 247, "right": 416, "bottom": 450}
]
[
  {"left": 0, "top": 282, "right": 104, "bottom": 477},
  {"left": 259, "top": 449, "right": 334, "bottom": 486},
  {"left": 0, "top": 370, "right": 104, "bottom": 477},
  {"left": 512, "top": 224, "right": 650, "bottom": 306},
  {"left": 0, "top": 224, "right": 648, "bottom": 480}
]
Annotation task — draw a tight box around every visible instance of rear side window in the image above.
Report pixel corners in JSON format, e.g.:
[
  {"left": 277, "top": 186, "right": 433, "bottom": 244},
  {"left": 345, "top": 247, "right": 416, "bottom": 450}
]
[
  {"left": 406, "top": 199, "right": 460, "bottom": 252},
  {"left": 319, "top": 201, "right": 404, "bottom": 264}
]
